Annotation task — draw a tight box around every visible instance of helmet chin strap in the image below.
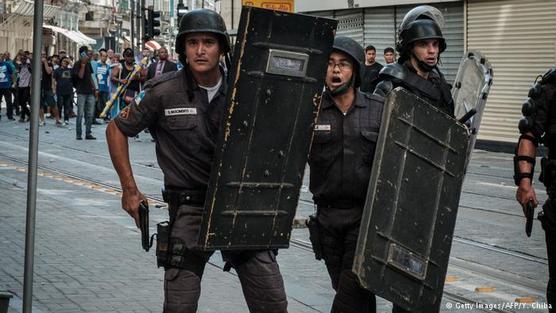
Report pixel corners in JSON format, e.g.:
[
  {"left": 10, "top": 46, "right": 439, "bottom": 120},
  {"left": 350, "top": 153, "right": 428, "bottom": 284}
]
[{"left": 329, "top": 74, "right": 355, "bottom": 96}]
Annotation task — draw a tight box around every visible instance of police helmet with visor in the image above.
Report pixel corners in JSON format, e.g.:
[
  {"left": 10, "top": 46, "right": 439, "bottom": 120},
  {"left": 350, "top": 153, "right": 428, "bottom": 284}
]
[{"left": 396, "top": 5, "right": 446, "bottom": 61}]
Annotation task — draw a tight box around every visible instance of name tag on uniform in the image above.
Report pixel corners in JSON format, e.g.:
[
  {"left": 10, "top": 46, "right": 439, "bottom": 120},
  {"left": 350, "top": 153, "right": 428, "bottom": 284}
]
[
  {"left": 164, "top": 107, "right": 197, "bottom": 116},
  {"left": 314, "top": 124, "right": 331, "bottom": 131}
]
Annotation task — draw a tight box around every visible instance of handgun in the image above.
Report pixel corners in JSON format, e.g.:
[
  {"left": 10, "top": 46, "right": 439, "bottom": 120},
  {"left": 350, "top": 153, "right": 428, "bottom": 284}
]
[
  {"left": 138, "top": 201, "right": 151, "bottom": 251},
  {"left": 525, "top": 200, "right": 535, "bottom": 237}
]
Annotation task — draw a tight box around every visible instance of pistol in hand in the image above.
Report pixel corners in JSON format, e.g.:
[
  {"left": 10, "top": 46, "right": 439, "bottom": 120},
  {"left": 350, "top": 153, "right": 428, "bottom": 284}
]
[
  {"left": 525, "top": 200, "right": 535, "bottom": 237},
  {"left": 139, "top": 201, "right": 152, "bottom": 251}
]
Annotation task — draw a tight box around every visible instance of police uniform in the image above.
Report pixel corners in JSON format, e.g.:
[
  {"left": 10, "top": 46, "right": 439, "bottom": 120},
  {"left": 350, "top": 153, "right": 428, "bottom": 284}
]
[
  {"left": 367, "top": 7, "right": 452, "bottom": 312},
  {"left": 114, "top": 67, "right": 288, "bottom": 313},
  {"left": 515, "top": 68, "right": 556, "bottom": 312},
  {"left": 309, "top": 89, "right": 383, "bottom": 313},
  {"left": 374, "top": 61, "right": 454, "bottom": 117}
]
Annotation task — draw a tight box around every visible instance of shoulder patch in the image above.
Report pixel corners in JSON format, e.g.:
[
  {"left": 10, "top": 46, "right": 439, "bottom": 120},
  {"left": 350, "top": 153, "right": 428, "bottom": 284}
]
[{"left": 119, "top": 107, "right": 130, "bottom": 120}]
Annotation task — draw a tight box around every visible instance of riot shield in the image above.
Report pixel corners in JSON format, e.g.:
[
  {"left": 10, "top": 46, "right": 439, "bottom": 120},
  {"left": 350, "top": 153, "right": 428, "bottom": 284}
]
[
  {"left": 354, "top": 87, "right": 469, "bottom": 312},
  {"left": 452, "top": 51, "right": 493, "bottom": 166},
  {"left": 198, "top": 7, "right": 337, "bottom": 250}
]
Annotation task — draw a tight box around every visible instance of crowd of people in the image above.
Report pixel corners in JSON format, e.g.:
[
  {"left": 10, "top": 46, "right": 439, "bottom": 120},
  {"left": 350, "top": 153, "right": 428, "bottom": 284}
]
[
  {"left": 0, "top": 46, "right": 180, "bottom": 139},
  {"left": 0, "top": 41, "right": 395, "bottom": 141}
]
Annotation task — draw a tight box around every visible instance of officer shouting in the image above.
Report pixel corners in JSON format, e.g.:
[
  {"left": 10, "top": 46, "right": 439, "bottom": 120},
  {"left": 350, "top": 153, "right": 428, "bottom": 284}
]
[
  {"left": 308, "top": 36, "right": 389, "bottom": 313},
  {"left": 106, "top": 9, "right": 288, "bottom": 313}
]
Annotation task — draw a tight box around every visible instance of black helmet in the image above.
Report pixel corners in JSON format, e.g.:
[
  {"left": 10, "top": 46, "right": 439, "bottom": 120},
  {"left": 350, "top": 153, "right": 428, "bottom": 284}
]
[
  {"left": 396, "top": 5, "right": 446, "bottom": 57},
  {"left": 332, "top": 36, "right": 364, "bottom": 87},
  {"left": 399, "top": 5, "right": 445, "bottom": 31},
  {"left": 174, "top": 9, "right": 230, "bottom": 56}
]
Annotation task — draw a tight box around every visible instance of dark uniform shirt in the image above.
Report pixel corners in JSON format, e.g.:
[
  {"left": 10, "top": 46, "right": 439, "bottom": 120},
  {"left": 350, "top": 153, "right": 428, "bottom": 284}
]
[
  {"left": 309, "top": 89, "right": 383, "bottom": 208},
  {"left": 114, "top": 68, "right": 227, "bottom": 190}
]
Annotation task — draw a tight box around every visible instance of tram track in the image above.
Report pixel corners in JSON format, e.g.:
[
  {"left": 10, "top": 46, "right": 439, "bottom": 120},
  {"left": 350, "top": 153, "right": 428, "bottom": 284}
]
[
  {"left": 0, "top": 145, "right": 548, "bottom": 312},
  {"left": 0, "top": 150, "right": 547, "bottom": 267},
  {"left": 288, "top": 240, "right": 515, "bottom": 313},
  {"left": 0, "top": 130, "right": 522, "bottom": 200},
  {"left": 1, "top": 128, "right": 516, "bottom": 180},
  {"left": 0, "top": 152, "right": 322, "bottom": 312}
]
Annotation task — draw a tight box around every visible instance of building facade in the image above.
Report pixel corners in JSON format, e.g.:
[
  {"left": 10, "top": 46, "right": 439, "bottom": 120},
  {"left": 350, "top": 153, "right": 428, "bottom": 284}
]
[{"left": 298, "top": 0, "right": 556, "bottom": 144}]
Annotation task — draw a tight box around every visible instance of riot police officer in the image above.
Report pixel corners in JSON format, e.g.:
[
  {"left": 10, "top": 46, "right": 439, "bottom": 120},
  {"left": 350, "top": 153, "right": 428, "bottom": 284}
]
[
  {"left": 347, "top": 6, "right": 452, "bottom": 312},
  {"left": 308, "top": 36, "right": 395, "bottom": 313},
  {"left": 515, "top": 68, "right": 556, "bottom": 312},
  {"left": 106, "top": 9, "right": 288, "bottom": 313},
  {"left": 374, "top": 5, "right": 454, "bottom": 117}
]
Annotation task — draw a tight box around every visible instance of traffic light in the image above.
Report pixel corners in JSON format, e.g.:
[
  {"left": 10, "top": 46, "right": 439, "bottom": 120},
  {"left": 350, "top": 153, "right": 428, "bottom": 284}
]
[
  {"left": 142, "top": 14, "right": 149, "bottom": 41},
  {"left": 145, "top": 7, "right": 161, "bottom": 39},
  {"left": 176, "top": 2, "right": 188, "bottom": 25}
]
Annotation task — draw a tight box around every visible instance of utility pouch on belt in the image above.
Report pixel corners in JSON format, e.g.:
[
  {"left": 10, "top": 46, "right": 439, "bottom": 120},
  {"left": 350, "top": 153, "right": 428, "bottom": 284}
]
[
  {"left": 306, "top": 214, "right": 323, "bottom": 260},
  {"left": 155, "top": 221, "right": 170, "bottom": 268}
]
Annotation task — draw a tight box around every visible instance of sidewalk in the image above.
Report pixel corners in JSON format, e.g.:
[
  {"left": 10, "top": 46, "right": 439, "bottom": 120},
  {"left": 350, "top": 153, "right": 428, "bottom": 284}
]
[
  {"left": 0, "top": 155, "right": 339, "bottom": 312},
  {"left": 0, "top": 117, "right": 347, "bottom": 313},
  {"left": 0, "top": 117, "right": 547, "bottom": 313}
]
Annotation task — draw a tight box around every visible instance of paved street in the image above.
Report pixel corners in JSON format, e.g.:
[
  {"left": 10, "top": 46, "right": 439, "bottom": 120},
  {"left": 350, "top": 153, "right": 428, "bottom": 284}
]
[{"left": 0, "top": 118, "right": 552, "bottom": 313}]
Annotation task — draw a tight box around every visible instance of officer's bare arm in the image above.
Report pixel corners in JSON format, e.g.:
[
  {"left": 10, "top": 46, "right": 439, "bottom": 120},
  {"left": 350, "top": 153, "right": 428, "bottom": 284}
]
[
  {"left": 106, "top": 121, "right": 142, "bottom": 224},
  {"left": 515, "top": 131, "right": 539, "bottom": 208},
  {"left": 514, "top": 75, "right": 550, "bottom": 208},
  {"left": 516, "top": 132, "right": 537, "bottom": 185}
]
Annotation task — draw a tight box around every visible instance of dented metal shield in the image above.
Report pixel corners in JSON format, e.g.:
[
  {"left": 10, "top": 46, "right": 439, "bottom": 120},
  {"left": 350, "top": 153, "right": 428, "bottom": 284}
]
[
  {"left": 452, "top": 51, "right": 493, "bottom": 166},
  {"left": 353, "top": 87, "right": 469, "bottom": 312},
  {"left": 198, "top": 7, "right": 337, "bottom": 250}
]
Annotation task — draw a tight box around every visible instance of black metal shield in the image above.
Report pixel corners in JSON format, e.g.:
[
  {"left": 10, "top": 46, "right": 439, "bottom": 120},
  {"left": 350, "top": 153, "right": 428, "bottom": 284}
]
[
  {"left": 452, "top": 51, "right": 493, "bottom": 166},
  {"left": 198, "top": 7, "right": 337, "bottom": 250},
  {"left": 353, "top": 87, "right": 469, "bottom": 312}
]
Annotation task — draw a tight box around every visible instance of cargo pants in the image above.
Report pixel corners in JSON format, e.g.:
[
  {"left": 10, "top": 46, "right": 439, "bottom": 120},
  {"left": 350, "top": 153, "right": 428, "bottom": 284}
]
[{"left": 163, "top": 203, "right": 288, "bottom": 313}]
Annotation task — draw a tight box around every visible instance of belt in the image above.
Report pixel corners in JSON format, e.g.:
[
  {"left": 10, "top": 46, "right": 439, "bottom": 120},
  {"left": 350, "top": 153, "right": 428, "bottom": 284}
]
[{"left": 162, "top": 188, "right": 206, "bottom": 206}]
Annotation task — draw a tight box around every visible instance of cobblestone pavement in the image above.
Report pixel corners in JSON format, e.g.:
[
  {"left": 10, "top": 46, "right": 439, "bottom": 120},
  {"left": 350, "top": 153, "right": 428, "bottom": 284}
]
[{"left": 0, "top": 118, "right": 552, "bottom": 312}]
